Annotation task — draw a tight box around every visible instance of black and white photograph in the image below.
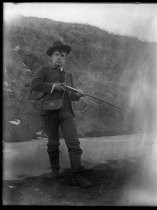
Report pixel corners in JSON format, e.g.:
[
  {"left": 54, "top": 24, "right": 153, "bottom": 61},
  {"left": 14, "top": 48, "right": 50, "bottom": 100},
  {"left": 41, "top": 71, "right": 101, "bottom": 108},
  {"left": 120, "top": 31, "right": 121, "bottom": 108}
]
[{"left": 3, "top": 2, "right": 157, "bottom": 206}]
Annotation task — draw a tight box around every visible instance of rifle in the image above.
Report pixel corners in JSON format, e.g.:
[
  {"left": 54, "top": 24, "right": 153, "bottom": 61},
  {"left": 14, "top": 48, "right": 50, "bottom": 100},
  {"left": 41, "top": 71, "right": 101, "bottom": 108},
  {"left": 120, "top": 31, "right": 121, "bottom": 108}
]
[{"left": 61, "top": 83, "right": 122, "bottom": 110}]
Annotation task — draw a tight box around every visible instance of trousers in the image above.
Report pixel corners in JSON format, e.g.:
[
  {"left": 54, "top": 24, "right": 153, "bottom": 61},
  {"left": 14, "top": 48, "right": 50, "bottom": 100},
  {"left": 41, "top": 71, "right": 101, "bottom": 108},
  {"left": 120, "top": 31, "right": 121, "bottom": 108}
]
[{"left": 42, "top": 110, "right": 83, "bottom": 173}]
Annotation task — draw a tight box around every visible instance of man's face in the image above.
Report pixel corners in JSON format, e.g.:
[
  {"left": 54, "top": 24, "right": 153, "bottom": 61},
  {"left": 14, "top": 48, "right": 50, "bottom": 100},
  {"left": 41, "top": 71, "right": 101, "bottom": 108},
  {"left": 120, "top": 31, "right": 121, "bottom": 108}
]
[{"left": 50, "top": 50, "right": 67, "bottom": 68}]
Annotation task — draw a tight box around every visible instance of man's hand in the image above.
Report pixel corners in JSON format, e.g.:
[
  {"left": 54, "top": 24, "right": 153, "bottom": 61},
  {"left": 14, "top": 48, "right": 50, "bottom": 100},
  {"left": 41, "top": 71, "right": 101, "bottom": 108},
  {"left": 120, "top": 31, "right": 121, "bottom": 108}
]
[{"left": 75, "top": 89, "right": 86, "bottom": 97}]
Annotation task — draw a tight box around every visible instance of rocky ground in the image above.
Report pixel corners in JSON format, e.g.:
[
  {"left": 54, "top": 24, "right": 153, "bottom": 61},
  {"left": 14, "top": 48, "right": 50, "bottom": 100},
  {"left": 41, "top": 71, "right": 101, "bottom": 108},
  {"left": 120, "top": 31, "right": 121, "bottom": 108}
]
[{"left": 3, "top": 159, "right": 145, "bottom": 206}]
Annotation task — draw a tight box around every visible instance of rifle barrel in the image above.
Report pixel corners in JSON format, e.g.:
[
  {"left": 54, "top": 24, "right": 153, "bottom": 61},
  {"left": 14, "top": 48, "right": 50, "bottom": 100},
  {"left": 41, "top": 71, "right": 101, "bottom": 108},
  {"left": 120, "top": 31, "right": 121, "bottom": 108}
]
[{"left": 85, "top": 94, "right": 121, "bottom": 110}]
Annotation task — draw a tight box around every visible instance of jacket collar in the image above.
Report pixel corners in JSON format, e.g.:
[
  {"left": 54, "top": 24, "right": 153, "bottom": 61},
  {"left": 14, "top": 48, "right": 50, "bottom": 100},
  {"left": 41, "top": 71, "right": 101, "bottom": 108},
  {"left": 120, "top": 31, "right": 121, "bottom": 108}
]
[{"left": 50, "top": 65, "right": 64, "bottom": 72}]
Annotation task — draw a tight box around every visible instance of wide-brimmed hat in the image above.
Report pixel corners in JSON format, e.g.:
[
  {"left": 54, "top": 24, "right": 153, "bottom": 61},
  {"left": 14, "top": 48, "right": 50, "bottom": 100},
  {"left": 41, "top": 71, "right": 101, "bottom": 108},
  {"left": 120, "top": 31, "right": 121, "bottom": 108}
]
[{"left": 47, "top": 41, "right": 71, "bottom": 56}]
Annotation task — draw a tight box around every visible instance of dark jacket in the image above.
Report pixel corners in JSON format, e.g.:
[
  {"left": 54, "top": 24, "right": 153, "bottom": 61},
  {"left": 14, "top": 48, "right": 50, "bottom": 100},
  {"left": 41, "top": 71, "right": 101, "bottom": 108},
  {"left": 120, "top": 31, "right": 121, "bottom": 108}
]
[{"left": 30, "top": 65, "right": 80, "bottom": 116}]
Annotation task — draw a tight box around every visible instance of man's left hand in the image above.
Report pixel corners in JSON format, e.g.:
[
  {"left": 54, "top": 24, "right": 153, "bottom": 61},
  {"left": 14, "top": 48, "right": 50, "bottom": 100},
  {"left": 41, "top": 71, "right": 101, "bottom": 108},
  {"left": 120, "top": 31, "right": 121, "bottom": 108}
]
[{"left": 75, "top": 89, "right": 85, "bottom": 97}]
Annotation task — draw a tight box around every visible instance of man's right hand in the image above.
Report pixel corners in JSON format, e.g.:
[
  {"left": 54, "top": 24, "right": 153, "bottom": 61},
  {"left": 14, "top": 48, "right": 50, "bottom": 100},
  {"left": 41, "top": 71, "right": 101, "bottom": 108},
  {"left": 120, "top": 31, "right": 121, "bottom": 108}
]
[{"left": 54, "top": 83, "right": 66, "bottom": 91}]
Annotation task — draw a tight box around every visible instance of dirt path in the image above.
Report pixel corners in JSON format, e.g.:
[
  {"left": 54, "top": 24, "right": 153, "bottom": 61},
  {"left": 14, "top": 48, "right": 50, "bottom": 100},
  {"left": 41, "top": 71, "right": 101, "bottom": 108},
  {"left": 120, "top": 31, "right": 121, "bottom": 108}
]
[{"left": 3, "top": 159, "right": 141, "bottom": 206}]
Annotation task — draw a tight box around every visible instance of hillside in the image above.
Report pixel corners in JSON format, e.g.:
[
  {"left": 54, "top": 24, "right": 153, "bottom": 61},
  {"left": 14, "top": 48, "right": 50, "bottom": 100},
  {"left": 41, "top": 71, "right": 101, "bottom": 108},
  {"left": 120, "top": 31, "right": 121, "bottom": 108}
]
[{"left": 3, "top": 15, "right": 157, "bottom": 142}]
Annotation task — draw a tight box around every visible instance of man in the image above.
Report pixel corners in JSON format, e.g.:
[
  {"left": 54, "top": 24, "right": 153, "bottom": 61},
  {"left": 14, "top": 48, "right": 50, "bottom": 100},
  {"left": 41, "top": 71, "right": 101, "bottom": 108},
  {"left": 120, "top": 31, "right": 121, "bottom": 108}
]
[{"left": 31, "top": 41, "right": 92, "bottom": 188}]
